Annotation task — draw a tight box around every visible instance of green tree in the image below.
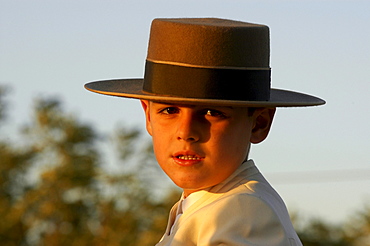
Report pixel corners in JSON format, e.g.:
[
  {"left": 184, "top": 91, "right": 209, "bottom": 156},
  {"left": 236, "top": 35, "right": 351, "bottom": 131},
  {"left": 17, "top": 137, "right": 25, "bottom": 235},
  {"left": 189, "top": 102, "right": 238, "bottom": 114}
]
[
  {"left": 19, "top": 98, "right": 100, "bottom": 245},
  {"left": 343, "top": 205, "right": 370, "bottom": 246},
  {"left": 295, "top": 206, "right": 370, "bottom": 246},
  {"left": 0, "top": 88, "right": 179, "bottom": 246},
  {"left": 296, "top": 218, "right": 350, "bottom": 246},
  {"left": 0, "top": 87, "right": 35, "bottom": 245}
]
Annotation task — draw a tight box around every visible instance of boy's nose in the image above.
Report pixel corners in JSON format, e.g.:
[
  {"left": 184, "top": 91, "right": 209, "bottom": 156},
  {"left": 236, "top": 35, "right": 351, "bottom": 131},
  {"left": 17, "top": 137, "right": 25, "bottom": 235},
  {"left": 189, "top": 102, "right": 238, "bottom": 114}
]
[{"left": 176, "top": 113, "right": 201, "bottom": 142}]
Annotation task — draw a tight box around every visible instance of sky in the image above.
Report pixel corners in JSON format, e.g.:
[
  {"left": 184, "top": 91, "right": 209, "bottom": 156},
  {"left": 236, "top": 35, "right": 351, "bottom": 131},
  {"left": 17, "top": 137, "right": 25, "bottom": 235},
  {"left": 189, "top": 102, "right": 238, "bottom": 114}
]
[{"left": 1, "top": 0, "right": 370, "bottom": 224}]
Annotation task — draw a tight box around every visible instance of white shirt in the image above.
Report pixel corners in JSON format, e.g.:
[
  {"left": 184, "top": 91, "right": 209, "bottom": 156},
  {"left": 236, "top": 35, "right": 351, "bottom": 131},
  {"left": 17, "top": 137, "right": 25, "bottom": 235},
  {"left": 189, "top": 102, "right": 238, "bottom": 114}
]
[{"left": 170, "top": 189, "right": 210, "bottom": 234}]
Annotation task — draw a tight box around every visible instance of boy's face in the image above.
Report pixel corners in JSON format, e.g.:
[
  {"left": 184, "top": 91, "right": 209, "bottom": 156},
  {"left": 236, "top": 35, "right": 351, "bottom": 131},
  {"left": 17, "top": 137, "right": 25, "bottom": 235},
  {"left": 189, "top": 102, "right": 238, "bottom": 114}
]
[{"left": 141, "top": 100, "right": 274, "bottom": 196}]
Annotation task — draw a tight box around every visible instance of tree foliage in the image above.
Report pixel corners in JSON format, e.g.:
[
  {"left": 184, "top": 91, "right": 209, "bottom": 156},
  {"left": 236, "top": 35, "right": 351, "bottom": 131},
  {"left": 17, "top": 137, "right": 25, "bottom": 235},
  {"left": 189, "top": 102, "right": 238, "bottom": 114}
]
[
  {"left": 0, "top": 86, "right": 369, "bottom": 246},
  {"left": 0, "top": 88, "right": 179, "bottom": 245}
]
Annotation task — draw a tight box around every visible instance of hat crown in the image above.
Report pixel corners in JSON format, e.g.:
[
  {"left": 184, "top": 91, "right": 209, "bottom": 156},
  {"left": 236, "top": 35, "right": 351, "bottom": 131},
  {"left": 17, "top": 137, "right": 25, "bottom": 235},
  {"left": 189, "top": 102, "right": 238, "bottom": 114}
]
[{"left": 147, "top": 18, "right": 270, "bottom": 69}]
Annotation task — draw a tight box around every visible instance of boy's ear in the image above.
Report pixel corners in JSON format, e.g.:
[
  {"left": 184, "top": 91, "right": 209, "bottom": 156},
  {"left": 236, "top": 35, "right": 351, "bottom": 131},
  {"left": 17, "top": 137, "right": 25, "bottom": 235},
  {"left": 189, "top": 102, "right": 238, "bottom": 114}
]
[
  {"left": 140, "top": 100, "right": 153, "bottom": 136},
  {"left": 250, "top": 108, "right": 276, "bottom": 144}
]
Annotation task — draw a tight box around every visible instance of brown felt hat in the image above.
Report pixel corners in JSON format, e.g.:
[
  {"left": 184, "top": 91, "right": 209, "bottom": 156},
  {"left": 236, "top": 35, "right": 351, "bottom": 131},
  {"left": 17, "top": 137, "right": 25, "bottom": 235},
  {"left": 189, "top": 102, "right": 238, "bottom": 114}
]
[{"left": 85, "top": 18, "right": 325, "bottom": 107}]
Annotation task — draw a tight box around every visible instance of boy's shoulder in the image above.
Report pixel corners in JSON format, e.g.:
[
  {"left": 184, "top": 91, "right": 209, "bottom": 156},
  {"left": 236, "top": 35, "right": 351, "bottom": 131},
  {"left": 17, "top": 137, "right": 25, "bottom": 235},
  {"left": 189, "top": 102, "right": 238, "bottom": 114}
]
[{"left": 174, "top": 168, "right": 301, "bottom": 246}]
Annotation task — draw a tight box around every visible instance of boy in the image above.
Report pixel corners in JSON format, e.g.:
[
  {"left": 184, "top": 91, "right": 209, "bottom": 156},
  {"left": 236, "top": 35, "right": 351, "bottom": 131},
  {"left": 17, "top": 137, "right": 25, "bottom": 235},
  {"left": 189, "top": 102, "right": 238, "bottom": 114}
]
[{"left": 85, "top": 18, "right": 325, "bottom": 245}]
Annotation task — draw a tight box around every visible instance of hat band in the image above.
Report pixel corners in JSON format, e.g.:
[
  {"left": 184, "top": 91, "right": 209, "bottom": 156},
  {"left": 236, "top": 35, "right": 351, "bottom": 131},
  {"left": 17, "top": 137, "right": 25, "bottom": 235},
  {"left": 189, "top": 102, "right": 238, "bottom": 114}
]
[{"left": 143, "top": 60, "right": 271, "bottom": 101}]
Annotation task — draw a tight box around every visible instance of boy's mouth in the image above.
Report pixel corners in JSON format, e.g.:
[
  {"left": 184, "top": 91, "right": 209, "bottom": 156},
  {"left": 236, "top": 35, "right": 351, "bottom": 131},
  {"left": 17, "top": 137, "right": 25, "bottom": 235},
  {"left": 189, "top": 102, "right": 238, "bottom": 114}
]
[{"left": 176, "top": 155, "right": 202, "bottom": 161}]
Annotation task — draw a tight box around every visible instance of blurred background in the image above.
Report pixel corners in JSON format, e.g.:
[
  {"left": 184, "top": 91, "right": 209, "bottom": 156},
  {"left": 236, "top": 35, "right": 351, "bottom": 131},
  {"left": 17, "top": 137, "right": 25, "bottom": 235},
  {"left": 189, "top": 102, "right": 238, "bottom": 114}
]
[{"left": 1, "top": 0, "right": 369, "bottom": 245}]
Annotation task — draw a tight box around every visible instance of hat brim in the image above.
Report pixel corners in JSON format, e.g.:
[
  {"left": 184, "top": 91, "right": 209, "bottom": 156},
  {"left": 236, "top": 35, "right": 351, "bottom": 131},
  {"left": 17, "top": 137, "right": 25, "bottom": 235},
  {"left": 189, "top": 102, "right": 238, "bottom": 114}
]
[{"left": 85, "top": 79, "right": 325, "bottom": 107}]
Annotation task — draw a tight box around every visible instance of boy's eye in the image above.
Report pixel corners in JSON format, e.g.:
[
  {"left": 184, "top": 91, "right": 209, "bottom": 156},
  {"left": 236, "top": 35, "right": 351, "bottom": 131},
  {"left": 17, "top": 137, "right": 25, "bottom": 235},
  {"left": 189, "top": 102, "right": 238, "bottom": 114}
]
[
  {"left": 160, "top": 107, "right": 179, "bottom": 115},
  {"left": 205, "top": 109, "right": 226, "bottom": 118}
]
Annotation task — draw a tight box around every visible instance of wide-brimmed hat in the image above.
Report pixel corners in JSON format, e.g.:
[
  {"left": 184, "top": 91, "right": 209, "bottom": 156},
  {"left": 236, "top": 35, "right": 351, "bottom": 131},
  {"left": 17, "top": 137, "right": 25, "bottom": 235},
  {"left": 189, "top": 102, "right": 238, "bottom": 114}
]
[{"left": 85, "top": 18, "right": 325, "bottom": 107}]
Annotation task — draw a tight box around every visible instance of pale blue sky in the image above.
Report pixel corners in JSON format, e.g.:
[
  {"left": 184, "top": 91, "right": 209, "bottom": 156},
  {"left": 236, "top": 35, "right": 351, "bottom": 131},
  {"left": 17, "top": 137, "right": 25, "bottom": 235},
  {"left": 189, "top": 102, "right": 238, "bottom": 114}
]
[{"left": 1, "top": 0, "right": 370, "bottom": 224}]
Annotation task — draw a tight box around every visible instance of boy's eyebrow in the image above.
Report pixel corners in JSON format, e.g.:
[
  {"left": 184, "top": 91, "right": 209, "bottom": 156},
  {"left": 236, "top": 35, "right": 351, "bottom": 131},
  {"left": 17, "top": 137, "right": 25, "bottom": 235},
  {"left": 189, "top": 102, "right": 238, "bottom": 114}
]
[
  {"left": 150, "top": 101, "right": 235, "bottom": 109},
  {"left": 149, "top": 101, "right": 188, "bottom": 108}
]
